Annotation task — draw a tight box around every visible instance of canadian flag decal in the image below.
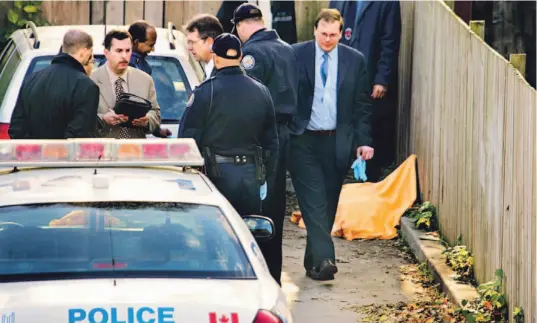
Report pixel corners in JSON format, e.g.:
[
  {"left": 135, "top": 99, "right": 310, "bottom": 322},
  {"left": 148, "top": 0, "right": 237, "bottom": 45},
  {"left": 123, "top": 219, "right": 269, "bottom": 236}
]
[{"left": 209, "top": 312, "right": 239, "bottom": 323}]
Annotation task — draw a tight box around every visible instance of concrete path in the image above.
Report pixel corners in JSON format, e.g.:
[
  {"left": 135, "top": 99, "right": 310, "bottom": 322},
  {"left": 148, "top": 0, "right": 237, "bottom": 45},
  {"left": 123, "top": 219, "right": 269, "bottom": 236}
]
[{"left": 280, "top": 210, "right": 416, "bottom": 323}]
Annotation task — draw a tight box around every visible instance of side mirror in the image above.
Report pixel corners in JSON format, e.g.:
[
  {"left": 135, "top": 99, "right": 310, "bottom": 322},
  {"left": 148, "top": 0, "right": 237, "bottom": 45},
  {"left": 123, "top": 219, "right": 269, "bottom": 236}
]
[{"left": 243, "top": 215, "right": 275, "bottom": 242}]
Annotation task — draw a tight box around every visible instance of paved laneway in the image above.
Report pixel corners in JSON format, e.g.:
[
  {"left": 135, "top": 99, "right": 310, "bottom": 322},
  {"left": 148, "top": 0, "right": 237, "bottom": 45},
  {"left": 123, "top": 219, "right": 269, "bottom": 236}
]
[{"left": 280, "top": 195, "right": 416, "bottom": 323}]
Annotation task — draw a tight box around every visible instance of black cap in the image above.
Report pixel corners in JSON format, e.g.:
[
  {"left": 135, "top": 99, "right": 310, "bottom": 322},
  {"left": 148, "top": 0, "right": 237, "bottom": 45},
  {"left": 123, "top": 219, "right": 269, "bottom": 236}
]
[
  {"left": 230, "top": 3, "right": 263, "bottom": 33},
  {"left": 211, "top": 33, "right": 242, "bottom": 59}
]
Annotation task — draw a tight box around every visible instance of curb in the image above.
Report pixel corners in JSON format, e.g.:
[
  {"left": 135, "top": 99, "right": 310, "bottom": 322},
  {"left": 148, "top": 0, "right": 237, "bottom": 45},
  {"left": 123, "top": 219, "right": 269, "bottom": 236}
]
[{"left": 400, "top": 217, "right": 480, "bottom": 307}]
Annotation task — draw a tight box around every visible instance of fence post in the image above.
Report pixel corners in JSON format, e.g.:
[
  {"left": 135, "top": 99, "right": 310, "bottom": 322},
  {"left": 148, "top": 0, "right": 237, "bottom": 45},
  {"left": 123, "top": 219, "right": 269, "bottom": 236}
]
[
  {"left": 509, "top": 54, "right": 526, "bottom": 78},
  {"left": 469, "top": 20, "right": 485, "bottom": 39}
]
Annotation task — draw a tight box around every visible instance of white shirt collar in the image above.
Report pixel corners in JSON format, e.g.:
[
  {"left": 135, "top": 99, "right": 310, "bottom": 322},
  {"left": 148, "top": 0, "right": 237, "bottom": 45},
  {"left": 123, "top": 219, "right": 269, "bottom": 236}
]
[{"left": 205, "top": 59, "right": 214, "bottom": 78}]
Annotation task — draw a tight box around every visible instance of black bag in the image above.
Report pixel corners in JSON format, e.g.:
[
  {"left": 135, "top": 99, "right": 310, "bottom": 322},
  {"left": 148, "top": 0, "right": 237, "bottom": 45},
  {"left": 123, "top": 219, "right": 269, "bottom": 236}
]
[{"left": 114, "top": 93, "right": 152, "bottom": 128}]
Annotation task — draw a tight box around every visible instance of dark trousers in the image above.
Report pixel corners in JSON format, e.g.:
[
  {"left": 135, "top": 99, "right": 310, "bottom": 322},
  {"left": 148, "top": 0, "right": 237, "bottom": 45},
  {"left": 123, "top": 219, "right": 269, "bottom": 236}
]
[
  {"left": 258, "top": 123, "right": 289, "bottom": 285},
  {"left": 288, "top": 131, "right": 346, "bottom": 271},
  {"left": 366, "top": 94, "right": 397, "bottom": 182},
  {"left": 210, "top": 163, "right": 261, "bottom": 216}
]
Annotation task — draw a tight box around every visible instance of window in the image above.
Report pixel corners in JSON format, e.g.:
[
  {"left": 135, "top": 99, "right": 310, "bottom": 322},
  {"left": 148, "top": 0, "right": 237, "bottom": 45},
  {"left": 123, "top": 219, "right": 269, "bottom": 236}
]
[
  {"left": 0, "top": 202, "right": 255, "bottom": 282},
  {"left": 0, "top": 43, "right": 22, "bottom": 107},
  {"left": 24, "top": 55, "right": 191, "bottom": 123},
  {"left": 0, "top": 40, "right": 16, "bottom": 71},
  {"left": 147, "top": 56, "right": 191, "bottom": 122}
]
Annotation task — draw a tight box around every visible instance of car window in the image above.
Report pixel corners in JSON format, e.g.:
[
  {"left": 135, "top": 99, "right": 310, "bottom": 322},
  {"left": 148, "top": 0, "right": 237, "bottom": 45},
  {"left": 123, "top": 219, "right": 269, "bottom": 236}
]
[
  {"left": 23, "top": 55, "right": 191, "bottom": 123},
  {"left": 0, "top": 202, "right": 255, "bottom": 281},
  {"left": 146, "top": 56, "right": 191, "bottom": 122},
  {"left": 0, "top": 46, "right": 22, "bottom": 108},
  {"left": 0, "top": 40, "right": 16, "bottom": 71}
]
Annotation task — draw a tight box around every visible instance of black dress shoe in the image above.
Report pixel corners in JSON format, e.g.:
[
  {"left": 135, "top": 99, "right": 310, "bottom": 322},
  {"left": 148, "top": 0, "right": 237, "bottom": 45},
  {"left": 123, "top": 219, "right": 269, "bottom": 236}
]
[{"left": 306, "top": 259, "right": 338, "bottom": 281}]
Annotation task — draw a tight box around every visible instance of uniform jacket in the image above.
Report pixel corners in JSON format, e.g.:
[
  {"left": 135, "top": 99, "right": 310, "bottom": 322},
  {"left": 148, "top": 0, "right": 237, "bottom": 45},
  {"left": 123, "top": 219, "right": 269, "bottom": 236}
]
[
  {"left": 241, "top": 28, "right": 298, "bottom": 119},
  {"left": 90, "top": 65, "right": 161, "bottom": 138},
  {"left": 290, "top": 41, "right": 372, "bottom": 171},
  {"left": 329, "top": 0, "right": 401, "bottom": 87},
  {"left": 178, "top": 66, "right": 278, "bottom": 170},
  {"left": 8, "top": 54, "right": 99, "bottom": 139}
]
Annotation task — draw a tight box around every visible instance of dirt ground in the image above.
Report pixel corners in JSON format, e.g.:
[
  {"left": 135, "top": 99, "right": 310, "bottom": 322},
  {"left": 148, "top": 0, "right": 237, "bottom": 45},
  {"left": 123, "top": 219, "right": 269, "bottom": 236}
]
[{"left": 281, "top": 192, "right": 461, "bottom": 323}]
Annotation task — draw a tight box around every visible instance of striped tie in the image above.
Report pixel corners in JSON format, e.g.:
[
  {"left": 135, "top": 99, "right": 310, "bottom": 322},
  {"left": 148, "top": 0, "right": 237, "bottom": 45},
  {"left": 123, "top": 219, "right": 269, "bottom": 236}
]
[{"left": 114, "top": 77, "right": 132, "bottom": 139}]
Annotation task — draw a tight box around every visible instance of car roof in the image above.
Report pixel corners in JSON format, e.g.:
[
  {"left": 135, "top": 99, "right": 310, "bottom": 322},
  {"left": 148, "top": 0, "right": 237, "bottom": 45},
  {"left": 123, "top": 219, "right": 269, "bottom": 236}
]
[
  {"left": 0, "top": 166, "right": 226, "bottom": 208},
  {"left": 11, "top": 23, "right": 189, "bottom": 57}
]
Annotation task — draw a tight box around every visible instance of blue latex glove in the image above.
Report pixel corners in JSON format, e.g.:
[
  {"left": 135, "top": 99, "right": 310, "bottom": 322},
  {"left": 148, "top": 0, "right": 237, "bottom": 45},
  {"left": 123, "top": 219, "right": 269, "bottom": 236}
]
[
  {"left": 351, "top": 156, "right": 367, "bottom": 182},
  {"left": 260, "top": 182, "right": 267, "bottom": 200}
]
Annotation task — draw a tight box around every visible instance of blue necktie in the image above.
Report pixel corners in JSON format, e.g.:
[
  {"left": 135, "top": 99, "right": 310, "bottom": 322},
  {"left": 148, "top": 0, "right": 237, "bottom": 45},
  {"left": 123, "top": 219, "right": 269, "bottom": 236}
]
[{"left": 321, "top": 53, "right": 328, "bottom": 87}]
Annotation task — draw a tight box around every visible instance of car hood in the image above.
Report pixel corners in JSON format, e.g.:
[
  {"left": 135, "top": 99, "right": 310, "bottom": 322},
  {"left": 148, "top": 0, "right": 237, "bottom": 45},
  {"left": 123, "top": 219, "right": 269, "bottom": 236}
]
[{"left": 0, "top": 278, "right": 272, "bottom": 322}]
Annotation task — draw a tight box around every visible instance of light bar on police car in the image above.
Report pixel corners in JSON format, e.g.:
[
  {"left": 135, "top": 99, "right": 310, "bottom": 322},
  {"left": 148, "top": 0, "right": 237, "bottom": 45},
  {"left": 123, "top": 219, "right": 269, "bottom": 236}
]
[{"left": 0, "top": 138, "right": 204, "bottom": 167}]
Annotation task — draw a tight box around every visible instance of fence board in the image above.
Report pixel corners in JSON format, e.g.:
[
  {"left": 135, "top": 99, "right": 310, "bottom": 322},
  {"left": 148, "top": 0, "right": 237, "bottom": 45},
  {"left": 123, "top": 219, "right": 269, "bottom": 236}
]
[
  {"left": 41, "top": 1, "right": 90, "bottom": 25},
  {"left": 91, "top": 0, "right": 105, "bottom": 25},
  {"left": 164, "top": 1, "right": 185, "bottom": 29},
  {"left": 125, "top": 1, "right": 144, "bottom": 24},
  {"left": 144, "top": 0, "right": 163, "bottom": 27},
  {"left": 105, "top": 0, "right": 125, "bottom": 25},
  {"left": 395, "top": 1, "right": 414, "bottom": 164},
  {"left": 295, "top": 1, "right": 328, "bottom": 42}
]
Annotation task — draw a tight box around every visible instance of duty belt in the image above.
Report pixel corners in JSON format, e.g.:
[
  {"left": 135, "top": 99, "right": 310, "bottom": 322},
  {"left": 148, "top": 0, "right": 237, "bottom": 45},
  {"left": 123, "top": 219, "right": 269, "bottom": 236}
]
[{"left": 215, "top": 154, "right": 255, "bottom": 164}]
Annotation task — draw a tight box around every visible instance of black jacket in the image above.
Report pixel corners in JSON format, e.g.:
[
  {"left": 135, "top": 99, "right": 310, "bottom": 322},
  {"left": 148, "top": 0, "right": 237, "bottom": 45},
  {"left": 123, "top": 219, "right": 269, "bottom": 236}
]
[
  {"left": 178, "top": 66, "right": 278, "bottom": 167},
  {"left": 241, "top": 29, "right": 298, "bottom": 120},
  {"left": 9, "top": 53, "right": 99, "bottom": 139}
]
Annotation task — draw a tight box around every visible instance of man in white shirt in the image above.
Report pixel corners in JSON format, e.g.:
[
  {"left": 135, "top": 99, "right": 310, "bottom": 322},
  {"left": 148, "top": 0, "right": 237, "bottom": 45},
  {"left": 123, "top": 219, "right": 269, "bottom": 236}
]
[{"left": 184, "top": 14, "right": 224, "bottom": 80}]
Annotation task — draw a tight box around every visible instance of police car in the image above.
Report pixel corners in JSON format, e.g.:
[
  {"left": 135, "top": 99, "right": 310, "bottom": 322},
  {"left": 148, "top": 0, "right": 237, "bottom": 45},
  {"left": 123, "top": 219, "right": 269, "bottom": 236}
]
[
  {"left": 0, "top": 138, "right": 292, "bottom": 323},
  {"left": 0, "top": 21, "right": 205, "bottom": 140}
]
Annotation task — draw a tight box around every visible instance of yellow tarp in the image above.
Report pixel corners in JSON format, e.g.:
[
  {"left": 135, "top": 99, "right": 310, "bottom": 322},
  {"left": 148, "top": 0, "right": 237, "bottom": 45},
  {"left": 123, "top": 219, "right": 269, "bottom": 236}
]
[{"left": 290, "top": 154, "right": 418, "bottom": 240}]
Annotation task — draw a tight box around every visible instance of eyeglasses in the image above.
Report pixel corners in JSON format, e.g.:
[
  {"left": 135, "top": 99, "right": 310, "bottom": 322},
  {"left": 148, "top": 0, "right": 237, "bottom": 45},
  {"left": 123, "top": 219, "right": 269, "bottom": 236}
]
[
  {"left": 143, "top": 40, "right": 156, "bottom": 48},
  {"left": 187, "top": 38, "right": 206, "bottom": 46},
  {"left": 84, "top": 58, "right": 95, "bottom": 66}
]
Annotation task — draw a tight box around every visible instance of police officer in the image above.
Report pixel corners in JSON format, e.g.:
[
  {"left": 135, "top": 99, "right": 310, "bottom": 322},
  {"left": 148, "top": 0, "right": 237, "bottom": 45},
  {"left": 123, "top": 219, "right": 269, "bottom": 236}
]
[
  {"left": 178, "top": 33, "right": 279, "bottom": 217},
  {"left": 231, "top": 3, "right": 298, "bottom": 285}
]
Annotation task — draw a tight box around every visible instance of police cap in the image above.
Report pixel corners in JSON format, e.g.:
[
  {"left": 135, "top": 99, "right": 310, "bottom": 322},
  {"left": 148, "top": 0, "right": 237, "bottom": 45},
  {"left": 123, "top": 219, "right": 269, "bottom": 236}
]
[
  {"left": 212, "top": 33, "right": 242, "bottom": 59},
  {"left": 231, "top": 3, "right": 263, "bottom": 33}
]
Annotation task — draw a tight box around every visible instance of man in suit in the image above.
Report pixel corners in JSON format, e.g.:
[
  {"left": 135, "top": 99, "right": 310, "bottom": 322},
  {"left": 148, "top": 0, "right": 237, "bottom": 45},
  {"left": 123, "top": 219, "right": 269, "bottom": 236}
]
[
  {"left": 329, "top": 0, "right": 401, "bottom": 181},
  {"left": 184, "top": 14, "right": 224, "bottom": 80},
  {"left": 91, "top": 30, "right": 161, "bottom": 139},
  {"left": 289, "top": 9, "right": 374, "bottom": 281}
]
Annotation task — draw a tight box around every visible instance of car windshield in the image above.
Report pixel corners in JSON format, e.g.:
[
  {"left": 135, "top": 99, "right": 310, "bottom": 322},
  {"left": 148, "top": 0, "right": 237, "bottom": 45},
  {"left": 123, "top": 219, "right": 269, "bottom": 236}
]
[
  {"left": 0, "top": 202, "right": 255, "bottom": 282},
  {"left": 24, "top": 55, "right": 190, "bottom": 123}
]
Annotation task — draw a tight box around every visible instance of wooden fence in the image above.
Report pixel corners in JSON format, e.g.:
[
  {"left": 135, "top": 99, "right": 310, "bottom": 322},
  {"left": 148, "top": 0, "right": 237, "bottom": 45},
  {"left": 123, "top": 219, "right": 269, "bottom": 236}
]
[
  {"left": 396, "top": 1, "right": 536, "bottom": 321},
  {"left": 37, "top": 0, "right": 327, "bottom": 42}
]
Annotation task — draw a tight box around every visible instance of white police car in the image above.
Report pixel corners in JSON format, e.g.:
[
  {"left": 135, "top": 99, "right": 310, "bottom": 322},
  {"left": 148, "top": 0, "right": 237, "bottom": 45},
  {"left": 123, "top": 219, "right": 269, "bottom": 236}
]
[
  {"left": 0, "top": 138, "right": 292, "bottom": 323},
  {"left": 0, "top": 22, "right": 205, "bottom": 140}
]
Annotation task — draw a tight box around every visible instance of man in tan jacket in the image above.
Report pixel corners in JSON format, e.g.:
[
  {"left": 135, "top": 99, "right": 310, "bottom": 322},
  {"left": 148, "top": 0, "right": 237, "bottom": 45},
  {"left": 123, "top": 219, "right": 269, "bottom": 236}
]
[{"left": 91, "top": 29, "right": 160, "bottom": 138}]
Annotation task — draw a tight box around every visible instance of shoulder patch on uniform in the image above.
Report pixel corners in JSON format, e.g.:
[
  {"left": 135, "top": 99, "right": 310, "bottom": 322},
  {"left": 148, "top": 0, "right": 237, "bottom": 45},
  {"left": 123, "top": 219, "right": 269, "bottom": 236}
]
[
  {"left": 241, "top": 55, "right": 256, "bottom": 70},
  {"left": 186, "top": 93, "right": 195, "bottom": 107}
]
